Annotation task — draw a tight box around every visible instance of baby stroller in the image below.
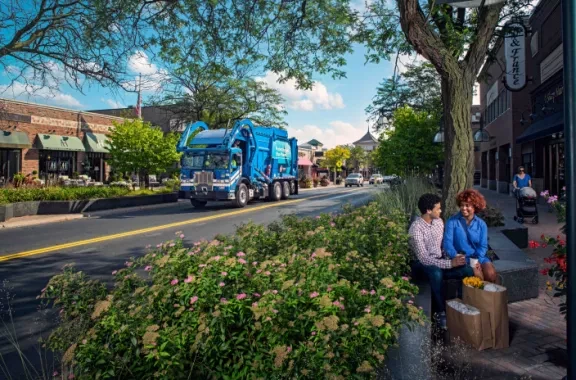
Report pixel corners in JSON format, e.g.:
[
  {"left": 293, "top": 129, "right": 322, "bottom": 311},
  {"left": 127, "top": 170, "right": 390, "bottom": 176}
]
[{"left": 513, "top": 187, "right": 539, "bottom": 224}]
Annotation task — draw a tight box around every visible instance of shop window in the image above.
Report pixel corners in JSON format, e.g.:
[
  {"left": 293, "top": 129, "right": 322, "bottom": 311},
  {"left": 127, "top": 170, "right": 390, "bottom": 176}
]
[
  {"left": 0, "top": 149, "right": 21, "bottom": 185},
  {"left": 39, "top": 150, "right": 76, "bottom": 180}
]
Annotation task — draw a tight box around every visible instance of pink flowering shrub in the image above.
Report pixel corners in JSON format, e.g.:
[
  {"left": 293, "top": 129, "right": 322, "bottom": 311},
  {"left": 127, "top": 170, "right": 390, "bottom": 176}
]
[{"left": 40, "top": 204, "right": 423, "bottom": 379}]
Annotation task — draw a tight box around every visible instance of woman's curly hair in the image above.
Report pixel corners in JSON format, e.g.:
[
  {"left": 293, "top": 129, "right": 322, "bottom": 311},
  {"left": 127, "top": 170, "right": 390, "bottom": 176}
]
[{"left": 456, "top": 189, "right": 487, "bottom": 212}]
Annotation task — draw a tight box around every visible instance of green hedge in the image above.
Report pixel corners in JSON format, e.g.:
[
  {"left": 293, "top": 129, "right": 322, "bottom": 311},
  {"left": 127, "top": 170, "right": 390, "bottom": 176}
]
[
  {"left": 0, "top": 187, "right": 172, "bottom": 205},
  {"left": 41, "top": 203, "right": 423, "bottom": 379}
]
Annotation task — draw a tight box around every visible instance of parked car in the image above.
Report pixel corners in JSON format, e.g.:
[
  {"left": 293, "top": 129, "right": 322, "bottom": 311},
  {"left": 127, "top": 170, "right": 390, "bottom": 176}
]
[
  {"left": 369, "top": 174, "right": 383, "bottom": 184},
  {"left": 345, "top": 173, "right": 364, "bottom": 187}
]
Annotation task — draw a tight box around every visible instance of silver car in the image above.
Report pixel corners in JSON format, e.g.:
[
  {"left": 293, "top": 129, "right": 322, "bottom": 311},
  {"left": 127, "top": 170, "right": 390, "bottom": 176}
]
[{"left": 345, "top": 173, "right": 364, "bottom": 187}]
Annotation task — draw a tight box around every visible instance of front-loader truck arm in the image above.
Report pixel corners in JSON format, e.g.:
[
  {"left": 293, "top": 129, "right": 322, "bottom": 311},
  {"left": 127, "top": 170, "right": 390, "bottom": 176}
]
[{"left": 177, "top": 121, "right": 209, "bottom": 152}]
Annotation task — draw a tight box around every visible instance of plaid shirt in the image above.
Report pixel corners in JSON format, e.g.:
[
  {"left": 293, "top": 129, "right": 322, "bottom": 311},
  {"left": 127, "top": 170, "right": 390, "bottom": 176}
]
[{"left": 408, "top": 217, "right": 452, "bottom": 269}]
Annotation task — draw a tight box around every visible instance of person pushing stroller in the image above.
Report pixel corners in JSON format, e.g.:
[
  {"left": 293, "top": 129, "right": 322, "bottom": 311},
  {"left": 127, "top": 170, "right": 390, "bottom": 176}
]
[
  {"left": 512, "top": 166, "right": 532, "bottom": 196},
  {"left": 512, "top": 166, "right": 539, "bottom": 224}
]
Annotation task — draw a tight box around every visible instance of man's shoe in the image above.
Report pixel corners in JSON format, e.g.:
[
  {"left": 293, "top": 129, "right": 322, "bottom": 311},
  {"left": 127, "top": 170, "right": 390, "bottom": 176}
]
[{"left": 437, "top": 312, "right": 447, "bottom": 330}]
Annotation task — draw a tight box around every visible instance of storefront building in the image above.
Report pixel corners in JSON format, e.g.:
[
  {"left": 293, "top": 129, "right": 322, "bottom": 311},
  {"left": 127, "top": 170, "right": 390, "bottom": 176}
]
[
  {"left": 478, "top": 17, "right": 534, "bottom": 195},
  {"left": 0, "top": 99, "right": 123, "bottom": 185},
  {"left": 516, "top": 0, "right": 565, "bottom": 196}
]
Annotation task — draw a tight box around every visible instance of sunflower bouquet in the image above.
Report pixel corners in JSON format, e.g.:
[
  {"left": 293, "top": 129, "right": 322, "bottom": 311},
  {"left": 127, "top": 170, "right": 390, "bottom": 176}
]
[{"left": 463, "top": 276, "right": 485, "bottom": 289}]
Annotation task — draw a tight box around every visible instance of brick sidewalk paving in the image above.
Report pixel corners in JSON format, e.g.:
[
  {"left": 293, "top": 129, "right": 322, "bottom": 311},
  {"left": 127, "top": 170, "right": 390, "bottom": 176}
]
[{"left": 448, "top": 188, "right": 567, "bottom": 380}]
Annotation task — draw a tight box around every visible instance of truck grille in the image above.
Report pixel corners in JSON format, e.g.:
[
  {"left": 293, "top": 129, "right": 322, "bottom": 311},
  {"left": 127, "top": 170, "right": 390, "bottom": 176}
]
[{"left": 194, "top": 172, "right": 214, "bottom": 191}]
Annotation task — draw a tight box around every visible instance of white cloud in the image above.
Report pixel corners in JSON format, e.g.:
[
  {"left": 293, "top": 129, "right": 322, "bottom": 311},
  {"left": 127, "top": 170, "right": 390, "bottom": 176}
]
[
  {"left": 126, "top": 50, "right": 169, "bottom": 92},
  {"left": 288, "top": 120, "right": 381, "bottom": 149},
  {"left": 101, "top": 98, "right": 126, "bottom": 109},
  {"left": 0, "top": 81, "right": 83, "bottom": 108},
  {"left": 397, "top": 53, "right": 428, "bottom": 74},
  {"left": 256, "top": 71, "right": 345, "bottom": 111}
]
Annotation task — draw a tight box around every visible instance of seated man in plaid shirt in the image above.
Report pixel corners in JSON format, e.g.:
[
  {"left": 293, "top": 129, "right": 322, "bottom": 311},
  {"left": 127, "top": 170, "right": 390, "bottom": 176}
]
[{"left": 409, "top": 193, "right": 473, "bottom": 329}]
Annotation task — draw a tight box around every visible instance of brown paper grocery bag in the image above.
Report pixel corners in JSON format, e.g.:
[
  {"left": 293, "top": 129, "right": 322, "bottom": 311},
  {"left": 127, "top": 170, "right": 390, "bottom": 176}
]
[
  {"left": 463, "top": 282, "right": 509, "bottom": 349},
  {"left": 446, "top": 299, "right": 493, "bottom": 351}
]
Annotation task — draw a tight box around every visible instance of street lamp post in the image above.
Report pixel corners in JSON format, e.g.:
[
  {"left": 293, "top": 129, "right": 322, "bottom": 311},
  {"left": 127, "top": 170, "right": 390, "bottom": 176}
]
[{"left": 562, "top": 1, "right": 576, "bottom": 379}]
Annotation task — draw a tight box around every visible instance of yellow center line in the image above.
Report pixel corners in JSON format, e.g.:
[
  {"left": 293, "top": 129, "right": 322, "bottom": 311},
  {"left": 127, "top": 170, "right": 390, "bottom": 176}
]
[{"left": 0, "top": 188, "right": 365, "bottom": 263}]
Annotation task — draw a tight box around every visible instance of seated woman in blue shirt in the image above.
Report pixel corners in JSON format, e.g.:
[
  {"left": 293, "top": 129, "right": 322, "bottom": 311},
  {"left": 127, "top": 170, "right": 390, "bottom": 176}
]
[{"left": 443, "top": 189, "right": 498, "bottom": 283}]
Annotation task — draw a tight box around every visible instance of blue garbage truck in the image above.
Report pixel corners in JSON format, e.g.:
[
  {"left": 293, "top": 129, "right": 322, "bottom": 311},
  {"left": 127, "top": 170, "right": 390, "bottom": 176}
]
[{"left": 177, "top": 119, "right": 299, "bottom": 208}]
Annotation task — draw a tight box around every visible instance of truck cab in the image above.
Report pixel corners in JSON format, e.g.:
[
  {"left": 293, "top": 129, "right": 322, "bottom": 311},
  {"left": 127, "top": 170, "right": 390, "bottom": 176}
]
[{"left": 177, "top": 119, "right": 298, "bottom": 208}]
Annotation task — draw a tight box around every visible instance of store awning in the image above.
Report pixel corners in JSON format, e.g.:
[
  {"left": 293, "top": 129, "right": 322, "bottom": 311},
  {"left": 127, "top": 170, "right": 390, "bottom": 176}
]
[
  {"left": 84, "top": 132, "right": 110, "bottom": 153},
  {"left": 298, "top": 157, "right": 314, "bottom": 166},
  {"left": 0, "top": 131, "right": 31, "bottom": 149},
  {"left": 35, "top": 134, "right": 86, "bottom": 152},
  {"left": 516, "top": 112, "right": 564, "bottom": 144}
]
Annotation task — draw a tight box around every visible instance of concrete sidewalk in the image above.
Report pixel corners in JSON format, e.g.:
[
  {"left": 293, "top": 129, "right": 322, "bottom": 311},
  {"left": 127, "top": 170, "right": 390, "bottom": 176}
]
[{"left": 452, "top": 188, "right": 567, "bottom": 379}]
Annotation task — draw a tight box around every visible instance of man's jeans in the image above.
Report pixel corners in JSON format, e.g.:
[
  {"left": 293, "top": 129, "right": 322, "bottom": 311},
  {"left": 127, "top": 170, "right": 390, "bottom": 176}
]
[{"left": 413, "top": 262, "right": 474, "bottom": 313}]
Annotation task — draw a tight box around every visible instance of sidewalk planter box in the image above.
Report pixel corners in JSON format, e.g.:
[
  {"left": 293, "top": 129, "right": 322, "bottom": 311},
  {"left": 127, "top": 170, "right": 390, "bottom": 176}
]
[
  {"left": 488, "top": 231, "right": 538, "bottom": 303},
  {"left": 0, "top": 193, "right": 178, "bottom": 222}
]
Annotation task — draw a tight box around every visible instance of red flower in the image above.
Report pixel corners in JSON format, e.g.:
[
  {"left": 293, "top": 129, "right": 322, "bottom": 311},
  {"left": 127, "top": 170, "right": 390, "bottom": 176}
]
[
  {"left": 529, "top": 240, "right": 541, "bottom": 249},
  {"left": 559, "top": 240, "right": 566, "bottom": 247},
  {"left": 540, "top": 269, "right": 549, "bottom": 275},
  {"left": 542, "top": 243, "right": 548, "bottom": 248},
  {"left": 557, "top": 257, "right": 567, "bottom": 272},
  {"left": 541, "top": 234, "right": 546, "bottom": 240},
  {"left": 544, "top": 257, "right": 556, "bottom": 264}
]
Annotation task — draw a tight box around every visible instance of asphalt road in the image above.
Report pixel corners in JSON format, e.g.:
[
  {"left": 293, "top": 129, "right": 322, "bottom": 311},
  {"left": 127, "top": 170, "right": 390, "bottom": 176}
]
[{"left": 0, "top": 184, "right": 381, "bottom": 378}]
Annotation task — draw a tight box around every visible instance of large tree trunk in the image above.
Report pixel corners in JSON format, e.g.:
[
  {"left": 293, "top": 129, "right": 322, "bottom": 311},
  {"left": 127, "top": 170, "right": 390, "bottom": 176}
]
[{"left": 441, "top": 76, "right": 475, "bottom": 217}]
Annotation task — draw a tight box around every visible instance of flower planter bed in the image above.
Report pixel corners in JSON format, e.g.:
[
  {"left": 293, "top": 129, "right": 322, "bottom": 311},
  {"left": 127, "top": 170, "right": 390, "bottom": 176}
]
[
  {"left": 0, "top": 192, "right": 178, "bottom": 222},
  {"left": 39, "top": 203, "right": 424, "bottom": 378}
]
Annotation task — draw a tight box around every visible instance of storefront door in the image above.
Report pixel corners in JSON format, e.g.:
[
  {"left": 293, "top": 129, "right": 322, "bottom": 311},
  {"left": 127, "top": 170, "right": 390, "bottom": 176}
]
[{"left": 544, "top": 141, "right": 565, "bottom": 195}]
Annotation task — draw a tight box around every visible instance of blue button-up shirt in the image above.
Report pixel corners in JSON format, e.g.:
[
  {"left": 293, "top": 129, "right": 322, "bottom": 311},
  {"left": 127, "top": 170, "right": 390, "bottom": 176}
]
[{"left": 443, "top": 212, "right": 490, "bottom": 264}]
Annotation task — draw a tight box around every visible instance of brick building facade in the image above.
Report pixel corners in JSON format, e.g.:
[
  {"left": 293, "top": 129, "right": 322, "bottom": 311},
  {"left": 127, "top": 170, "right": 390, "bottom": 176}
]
[
  {"left": 478, "top": 17, "right": 535, "bottom": 194},
  {"left": 516, "top": 0, "right": 565, "bottom": 196},
  {"left": 0, "top": 99, "right": 124, "bottom": 184},
  {"left": 478, "top": 0, "right": 565, "bottom": 197}
]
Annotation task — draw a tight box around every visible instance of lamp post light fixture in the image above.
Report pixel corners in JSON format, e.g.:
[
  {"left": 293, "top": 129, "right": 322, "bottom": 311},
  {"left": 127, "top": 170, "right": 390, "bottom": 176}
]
[{"left": 433, "top": 115, "right": 445, "bottom": 144}]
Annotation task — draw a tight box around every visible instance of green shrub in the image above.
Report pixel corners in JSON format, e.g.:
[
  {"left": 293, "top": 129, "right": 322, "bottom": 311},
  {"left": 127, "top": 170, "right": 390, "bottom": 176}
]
[
  {"left": 0, "top": 187, "right": 171, "bottom": 205},
  {"left": 477, "top": 205, "right": 505, "bottom": 227},
  {"left": 40, "top": 203, "right": 423, "bottom": 379},
  {"left": 375, "top": 176, "right": 437, "bottom": 217},
  {"left": 163, "top": 178, "right": 181, "bottom": 192}
]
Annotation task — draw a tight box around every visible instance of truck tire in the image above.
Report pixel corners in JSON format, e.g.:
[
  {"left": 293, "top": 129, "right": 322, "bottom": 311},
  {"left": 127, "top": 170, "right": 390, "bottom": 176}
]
[
  {"left": 281, "top": 181, "right": 290, "bottom": 200},
  {"left": 269, "top": 181, "right": 282, "bottom": 201},
  {"left": 233, "top": 183, "right": 249, "bottom": 208},
  {"left": 290, "top": 181, "right": 296, "bottom": 194},
  {"left": 190, "top": 199, "right": 207, "bottom": 208}
]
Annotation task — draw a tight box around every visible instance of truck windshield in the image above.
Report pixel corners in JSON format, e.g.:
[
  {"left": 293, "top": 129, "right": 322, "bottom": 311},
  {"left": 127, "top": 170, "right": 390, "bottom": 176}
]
[
  {"left": 181, "top": 152, "right": 204, "bottom": 169},
  {"left": 181, "top": 152, "right": 229, "bottom": 170}
]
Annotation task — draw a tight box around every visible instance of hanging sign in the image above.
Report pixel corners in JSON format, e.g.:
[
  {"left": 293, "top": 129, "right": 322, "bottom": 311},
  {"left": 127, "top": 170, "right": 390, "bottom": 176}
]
[{"left": 504, "top": 22, "right": 527, "bottom": 92}]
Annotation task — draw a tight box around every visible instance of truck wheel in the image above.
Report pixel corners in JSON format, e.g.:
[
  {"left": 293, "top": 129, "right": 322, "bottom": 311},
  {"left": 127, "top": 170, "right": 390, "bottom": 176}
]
[
  {"left": 270, "top": 181, "right": 282, "bottom": 201},
  {"left": 190, "top": 199, "right": 207, "bottom": 208},
  {"left": 281, "top": 181, "right": 290, "bottom": 199},
  {"left": 290, "top": 181, "right": 296, "bottom": 194},
  {"left": 233, "top": 183, "right": 248, "bottom": 208}
]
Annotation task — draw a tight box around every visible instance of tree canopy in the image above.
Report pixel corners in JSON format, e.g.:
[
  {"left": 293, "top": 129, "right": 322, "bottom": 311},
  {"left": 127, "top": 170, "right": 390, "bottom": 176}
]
[
  {"left": 324, "top": 146, "right": 351, "bottom": 173},
  {"left": 107, "top": 118, "right": 181, "bottom": 181},
  {"left": 374, "top": 106, "right": 443, "bottom": 176},
  {"left": 346, "top": 145, "right": 367, "bottom": 172},
  {"left": 366, "top": 61, "right": 441, "bottom": 130}
]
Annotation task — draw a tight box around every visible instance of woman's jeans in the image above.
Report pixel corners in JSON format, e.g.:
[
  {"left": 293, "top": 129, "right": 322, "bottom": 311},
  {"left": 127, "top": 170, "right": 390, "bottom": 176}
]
[{"left": 412, "top": 262, "right": 474, "bottom": 314}]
